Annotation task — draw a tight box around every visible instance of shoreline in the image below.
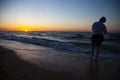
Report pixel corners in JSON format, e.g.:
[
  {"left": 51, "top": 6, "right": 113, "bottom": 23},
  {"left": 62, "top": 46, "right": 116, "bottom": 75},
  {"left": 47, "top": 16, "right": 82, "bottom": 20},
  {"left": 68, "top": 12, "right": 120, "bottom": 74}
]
[
  {"left": 0, "top": 44, "right": 120, "bottom": 80},
  {"left": 0, "top": 46, "right": 75, "bottom": 80}
]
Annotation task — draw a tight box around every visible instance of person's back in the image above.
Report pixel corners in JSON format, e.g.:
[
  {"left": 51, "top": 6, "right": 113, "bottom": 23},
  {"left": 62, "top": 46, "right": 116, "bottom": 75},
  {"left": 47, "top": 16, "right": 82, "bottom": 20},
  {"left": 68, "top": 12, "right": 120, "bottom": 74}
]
[{"left": 92, "top": 21, "right": 107, "bottom": 35}]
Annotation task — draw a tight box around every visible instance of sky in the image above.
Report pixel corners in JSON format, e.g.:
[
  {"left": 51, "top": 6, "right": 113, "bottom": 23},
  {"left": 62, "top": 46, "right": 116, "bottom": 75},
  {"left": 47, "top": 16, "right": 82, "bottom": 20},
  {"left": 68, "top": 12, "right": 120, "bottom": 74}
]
[{"left": 0, "top": 0, "right": 120, "bottom": 32}]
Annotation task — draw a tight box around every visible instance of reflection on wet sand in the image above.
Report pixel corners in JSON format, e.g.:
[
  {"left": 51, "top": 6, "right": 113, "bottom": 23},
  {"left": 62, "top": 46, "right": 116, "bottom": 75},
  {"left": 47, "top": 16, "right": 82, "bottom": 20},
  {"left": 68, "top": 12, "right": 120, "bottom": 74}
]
[
  {"left": 0, "top": 40, "right": 120, "bottom": 80},
  {"left": 88, "top": 57, "right": 120, "bottom": 80},
  {"left": 89, "top": 58, "right": 99, "bottom": 80}
]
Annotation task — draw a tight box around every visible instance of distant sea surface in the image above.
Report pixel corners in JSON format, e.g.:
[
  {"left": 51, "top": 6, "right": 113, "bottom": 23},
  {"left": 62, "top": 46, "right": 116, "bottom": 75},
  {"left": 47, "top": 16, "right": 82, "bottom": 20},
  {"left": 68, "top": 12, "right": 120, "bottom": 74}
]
[{"left": 0, "top": 31, "right": 120, "bottom": 60}]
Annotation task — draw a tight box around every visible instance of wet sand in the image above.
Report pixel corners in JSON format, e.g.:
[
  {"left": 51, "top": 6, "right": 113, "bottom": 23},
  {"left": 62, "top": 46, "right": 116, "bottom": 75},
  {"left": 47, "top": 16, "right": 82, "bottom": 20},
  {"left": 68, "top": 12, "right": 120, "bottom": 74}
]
[
  {"left": 0, "top": 45, "right": 120, "bottom": 80},
  {"left": 0, "top": 46, "right": 76, "bottom": 80}
]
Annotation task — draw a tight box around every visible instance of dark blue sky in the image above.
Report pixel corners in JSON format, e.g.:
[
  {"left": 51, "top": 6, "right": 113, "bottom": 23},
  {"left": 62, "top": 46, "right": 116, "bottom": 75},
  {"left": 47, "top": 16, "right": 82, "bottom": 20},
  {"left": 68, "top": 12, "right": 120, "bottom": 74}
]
[{"left": 0, "top": 0, "right": 120, "bottom": 32}]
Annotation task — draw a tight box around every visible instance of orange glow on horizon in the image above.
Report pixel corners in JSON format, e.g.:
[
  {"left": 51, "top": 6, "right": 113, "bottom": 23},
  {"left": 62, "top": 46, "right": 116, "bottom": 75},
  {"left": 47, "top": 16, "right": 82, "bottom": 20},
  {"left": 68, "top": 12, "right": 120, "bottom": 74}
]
[
  {"left": 0, "top": 25, "right": 119, "bottom": 32},
  {"left": 0, "top": 25, "right": 91, "bottom": 32}
]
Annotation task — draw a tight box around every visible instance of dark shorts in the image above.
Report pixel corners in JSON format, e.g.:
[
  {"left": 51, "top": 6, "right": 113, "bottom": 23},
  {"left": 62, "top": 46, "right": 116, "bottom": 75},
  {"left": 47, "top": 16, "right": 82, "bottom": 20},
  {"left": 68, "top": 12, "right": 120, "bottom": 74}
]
[{"left": 91, "top": 35, "right": 103, "bottom": 46}]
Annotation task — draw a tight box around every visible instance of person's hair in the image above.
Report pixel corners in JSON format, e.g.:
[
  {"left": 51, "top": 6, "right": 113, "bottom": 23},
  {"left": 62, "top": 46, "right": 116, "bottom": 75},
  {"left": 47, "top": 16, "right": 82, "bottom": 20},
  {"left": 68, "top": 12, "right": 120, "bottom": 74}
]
[{"left": 99, "top": 17, "right": 106, "bottom": 23}]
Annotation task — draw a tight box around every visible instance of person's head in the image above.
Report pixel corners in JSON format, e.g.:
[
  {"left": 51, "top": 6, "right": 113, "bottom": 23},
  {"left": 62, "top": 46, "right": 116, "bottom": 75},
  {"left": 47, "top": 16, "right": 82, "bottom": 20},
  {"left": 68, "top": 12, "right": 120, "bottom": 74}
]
[{"left": 99, "top": 17, "right": 106, "bottom": 23}]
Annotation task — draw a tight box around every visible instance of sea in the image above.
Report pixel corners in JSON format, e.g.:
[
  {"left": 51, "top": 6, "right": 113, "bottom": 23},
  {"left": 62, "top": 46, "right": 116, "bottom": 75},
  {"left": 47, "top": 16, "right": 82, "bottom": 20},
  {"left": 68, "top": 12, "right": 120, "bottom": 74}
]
[{"left": 0, "top": 31, "right": 120, "bottom": 61}]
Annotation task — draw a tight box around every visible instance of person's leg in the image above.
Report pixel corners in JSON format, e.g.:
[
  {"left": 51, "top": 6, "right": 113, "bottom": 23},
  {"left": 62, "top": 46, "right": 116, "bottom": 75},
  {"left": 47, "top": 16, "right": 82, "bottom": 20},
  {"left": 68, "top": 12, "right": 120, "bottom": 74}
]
[
  {"left": 91, "top": 45, "right": 94, "bottom": 58},
  {"left": 95, "top": 35, "right": 103, "bottom": 60},
  {"left": 91, "top": 37, "right": 95, "bottom": 58},
  {"left": 95, "top": 46, "right": 101, "bottom": 60}
]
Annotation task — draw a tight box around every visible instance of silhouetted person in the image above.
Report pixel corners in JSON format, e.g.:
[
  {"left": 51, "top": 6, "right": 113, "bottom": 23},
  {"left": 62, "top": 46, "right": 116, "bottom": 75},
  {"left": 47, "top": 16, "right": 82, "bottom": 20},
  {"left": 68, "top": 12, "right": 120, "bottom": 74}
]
[{"left": 91, "top": 17, "right": 107, "bottom": 60}]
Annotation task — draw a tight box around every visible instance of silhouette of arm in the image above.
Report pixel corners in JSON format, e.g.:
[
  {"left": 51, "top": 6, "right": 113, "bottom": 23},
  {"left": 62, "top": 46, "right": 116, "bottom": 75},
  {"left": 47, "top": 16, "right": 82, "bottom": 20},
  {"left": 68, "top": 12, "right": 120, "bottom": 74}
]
[
  {"left": 104, "top": 25, "right": 107, "bottom": 34},
  {"left": 92, "top": 23, "right": 95, "bottom": 32}
]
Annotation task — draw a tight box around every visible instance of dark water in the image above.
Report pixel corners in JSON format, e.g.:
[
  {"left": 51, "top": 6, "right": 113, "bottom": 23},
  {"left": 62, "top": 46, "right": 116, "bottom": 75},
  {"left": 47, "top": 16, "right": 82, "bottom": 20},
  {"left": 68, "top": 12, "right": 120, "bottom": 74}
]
[{"left": 0, "top": 31, "right": 120, "bottom": 59}]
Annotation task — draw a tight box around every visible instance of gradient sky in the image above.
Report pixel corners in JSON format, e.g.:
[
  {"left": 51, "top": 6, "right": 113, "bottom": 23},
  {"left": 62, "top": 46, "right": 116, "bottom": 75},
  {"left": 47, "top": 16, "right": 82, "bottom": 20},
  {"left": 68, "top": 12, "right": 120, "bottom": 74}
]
[{"left": 0, "top": 0, "right": 120, "bottom": 32}]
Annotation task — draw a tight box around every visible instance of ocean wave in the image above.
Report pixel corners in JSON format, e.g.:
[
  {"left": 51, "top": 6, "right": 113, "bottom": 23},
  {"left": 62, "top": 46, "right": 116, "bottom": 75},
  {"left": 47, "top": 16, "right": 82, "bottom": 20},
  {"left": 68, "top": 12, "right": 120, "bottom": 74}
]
[
  {"left": 0, "top": 33, "right": 84, "bottom": 52},
  {"left": 0, "top": 32, "right": 120, "bottom": 56}
]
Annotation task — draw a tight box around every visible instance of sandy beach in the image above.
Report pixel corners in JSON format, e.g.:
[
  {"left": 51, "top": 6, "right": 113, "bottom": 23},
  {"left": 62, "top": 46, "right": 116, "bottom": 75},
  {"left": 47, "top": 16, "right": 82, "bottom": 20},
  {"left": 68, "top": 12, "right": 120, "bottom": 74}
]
[
  {"left": 0, "top": 40, "right": 120, "bottom": 80},
  {"left": 0, "top": 46, "right": 76, "bottom": 80}
]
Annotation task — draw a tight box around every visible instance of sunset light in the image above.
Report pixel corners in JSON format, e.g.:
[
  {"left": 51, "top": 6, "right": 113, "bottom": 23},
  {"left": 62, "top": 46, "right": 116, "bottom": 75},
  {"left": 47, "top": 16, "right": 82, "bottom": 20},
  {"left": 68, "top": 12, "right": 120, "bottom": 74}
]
[
  {"left": 0, "top": 1, "right": 120, "bottom": 80},
  {"left": 0, "top": 0, "right": 119, "bottom": 32},
  {"left": 23, "top": 29, "right": 28, "bottom": 32}
]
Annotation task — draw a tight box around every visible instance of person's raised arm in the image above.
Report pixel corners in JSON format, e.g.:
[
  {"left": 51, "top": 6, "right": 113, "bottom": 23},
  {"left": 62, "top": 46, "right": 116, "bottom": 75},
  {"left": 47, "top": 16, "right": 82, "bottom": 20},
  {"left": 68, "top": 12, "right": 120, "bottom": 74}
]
[{"left": 104, "top": 25, "right": 107, "bottom": 34}]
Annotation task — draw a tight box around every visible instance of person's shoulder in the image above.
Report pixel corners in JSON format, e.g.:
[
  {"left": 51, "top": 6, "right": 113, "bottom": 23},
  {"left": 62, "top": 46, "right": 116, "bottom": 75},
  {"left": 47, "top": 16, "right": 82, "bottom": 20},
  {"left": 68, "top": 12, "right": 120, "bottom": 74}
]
[
  {"left": 94, "top": 21, "right": 99, "bottom": 24},
  {"left": 93, "top": 21, "right": 99, "bottom": 25},
  {"left": 96, "top": 21, "right": 105, "bottom": 25}
]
